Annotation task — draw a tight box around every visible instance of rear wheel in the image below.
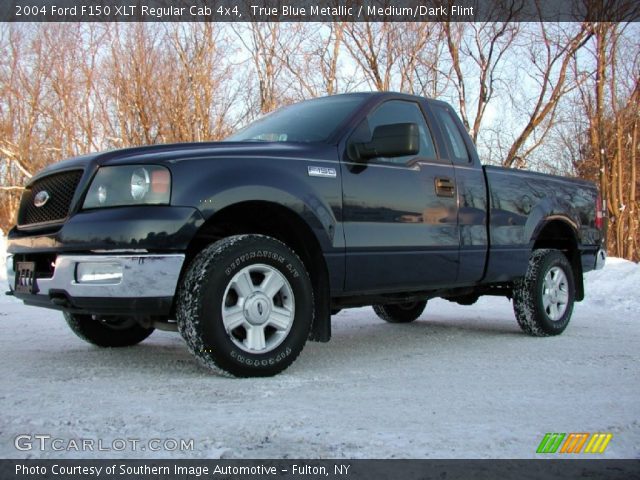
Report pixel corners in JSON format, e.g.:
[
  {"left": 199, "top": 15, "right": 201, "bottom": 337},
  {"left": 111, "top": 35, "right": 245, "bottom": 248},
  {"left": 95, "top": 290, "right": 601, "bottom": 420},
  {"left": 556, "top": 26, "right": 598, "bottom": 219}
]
[
  {"left": 64, "top": 313, "right": 154, "bottom": 347},
  {"left": 513, "top": 249, "right": 575, "bottom": 336},
  {"left": 373, "top": 301, "right": 427, "bottom": 323},
  {"left": 176, "top": 235, "right": 313, "bottom": 377}
]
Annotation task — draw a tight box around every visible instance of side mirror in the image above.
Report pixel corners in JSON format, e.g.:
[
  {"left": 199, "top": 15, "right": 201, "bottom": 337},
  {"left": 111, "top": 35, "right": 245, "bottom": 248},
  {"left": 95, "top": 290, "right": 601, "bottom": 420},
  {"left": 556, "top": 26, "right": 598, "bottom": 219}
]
[{"left": 351, "top": 123, "right": 420, "bottom": 161}]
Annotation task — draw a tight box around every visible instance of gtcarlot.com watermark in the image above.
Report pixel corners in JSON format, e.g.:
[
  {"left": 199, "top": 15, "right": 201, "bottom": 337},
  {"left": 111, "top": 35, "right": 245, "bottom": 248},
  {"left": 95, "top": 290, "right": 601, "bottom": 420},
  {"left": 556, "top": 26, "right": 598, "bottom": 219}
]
[{"left": 15, "top": 434, "right": 194, "bottom": 453}]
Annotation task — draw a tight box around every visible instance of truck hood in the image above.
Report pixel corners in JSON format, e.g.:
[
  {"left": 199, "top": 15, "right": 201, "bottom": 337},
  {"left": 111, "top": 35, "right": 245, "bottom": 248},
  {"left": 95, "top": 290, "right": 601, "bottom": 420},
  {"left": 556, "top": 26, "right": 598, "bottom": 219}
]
[{"left": 29, "top": 141, "right": 334, "bottom": 184}]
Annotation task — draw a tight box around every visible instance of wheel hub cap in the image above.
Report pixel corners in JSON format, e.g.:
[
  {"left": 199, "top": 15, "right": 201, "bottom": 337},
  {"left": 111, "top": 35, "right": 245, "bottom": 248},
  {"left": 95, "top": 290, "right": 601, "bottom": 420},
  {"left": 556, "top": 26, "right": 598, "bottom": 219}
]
[
  {"left": 243, "top": 292, "right": 272, "bottom": 325},
  {"left": 221, "top": 263, "right": 295, "bottom": 354},
  {"left": 542, "top": 266, "right": 569, "bottom": 321}
]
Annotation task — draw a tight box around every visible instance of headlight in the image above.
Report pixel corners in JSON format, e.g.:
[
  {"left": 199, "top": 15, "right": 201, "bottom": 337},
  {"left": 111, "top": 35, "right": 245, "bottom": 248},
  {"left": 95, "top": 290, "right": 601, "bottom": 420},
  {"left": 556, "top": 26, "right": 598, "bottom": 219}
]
[
  {"left": 130, "top": 167, "right": 150, "bottom": 200},
  {"left": 83, "top": 165, "right": 171, "bottom": 209}
]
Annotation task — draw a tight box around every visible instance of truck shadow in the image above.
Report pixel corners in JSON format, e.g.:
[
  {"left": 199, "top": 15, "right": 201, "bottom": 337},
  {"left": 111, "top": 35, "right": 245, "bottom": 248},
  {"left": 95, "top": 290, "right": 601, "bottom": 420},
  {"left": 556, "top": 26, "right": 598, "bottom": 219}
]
[{"left": 33, "top": 314, "right": 529, "bottom": 379}]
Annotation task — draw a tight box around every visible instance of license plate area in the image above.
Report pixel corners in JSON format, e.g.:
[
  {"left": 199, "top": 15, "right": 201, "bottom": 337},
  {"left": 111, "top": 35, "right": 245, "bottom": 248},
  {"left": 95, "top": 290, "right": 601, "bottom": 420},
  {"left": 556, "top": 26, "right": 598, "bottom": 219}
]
[{"left": 15, "top": 261, "right": 38, "bottom": 294}]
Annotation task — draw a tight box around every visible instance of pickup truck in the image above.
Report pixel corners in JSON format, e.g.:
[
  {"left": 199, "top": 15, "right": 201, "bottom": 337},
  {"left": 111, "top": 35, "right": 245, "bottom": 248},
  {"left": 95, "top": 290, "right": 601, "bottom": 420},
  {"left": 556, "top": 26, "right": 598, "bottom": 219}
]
[{"left": 6, "top": 92, "right": 606, "bottom": 377}]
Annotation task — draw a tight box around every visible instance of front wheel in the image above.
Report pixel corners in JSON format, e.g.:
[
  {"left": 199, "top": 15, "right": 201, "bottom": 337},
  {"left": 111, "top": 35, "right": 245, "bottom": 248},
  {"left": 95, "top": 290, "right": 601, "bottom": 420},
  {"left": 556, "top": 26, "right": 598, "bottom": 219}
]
[
  {"left": 513, "top": 249, "right": 575, "bottom": 336},
  {"left": 373, "top": 301, "right": 427, "bottom": 323},
  {"left": 64, "top": 313, "right": 154, "bottom": 347},
  {"left": 176, "top": 235, "right": 314, "bottom": 377}
]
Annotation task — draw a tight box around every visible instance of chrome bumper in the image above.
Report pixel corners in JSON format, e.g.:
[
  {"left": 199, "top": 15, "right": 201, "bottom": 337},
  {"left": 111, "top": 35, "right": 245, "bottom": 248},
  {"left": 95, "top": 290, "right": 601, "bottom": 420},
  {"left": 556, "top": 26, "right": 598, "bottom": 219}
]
[
  {"left": 6, "top": 253, "right": 185, "bottom": 298},
  {"left": 594, "top": 249, "right": 606, "bottom": 270}
]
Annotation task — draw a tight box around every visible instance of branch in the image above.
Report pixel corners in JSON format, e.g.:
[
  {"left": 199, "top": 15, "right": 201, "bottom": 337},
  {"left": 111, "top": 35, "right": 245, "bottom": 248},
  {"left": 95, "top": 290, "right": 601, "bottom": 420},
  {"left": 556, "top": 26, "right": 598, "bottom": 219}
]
[{"left": 0, "top": 151, "right": 33, "bottom": 179}]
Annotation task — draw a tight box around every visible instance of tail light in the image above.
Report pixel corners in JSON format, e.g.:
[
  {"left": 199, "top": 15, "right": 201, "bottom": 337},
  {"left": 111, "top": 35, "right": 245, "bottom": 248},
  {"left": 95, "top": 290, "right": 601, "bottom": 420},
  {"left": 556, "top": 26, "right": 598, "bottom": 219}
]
[{"left": 595, "top": 193, "right": 604, "bottom": 230}]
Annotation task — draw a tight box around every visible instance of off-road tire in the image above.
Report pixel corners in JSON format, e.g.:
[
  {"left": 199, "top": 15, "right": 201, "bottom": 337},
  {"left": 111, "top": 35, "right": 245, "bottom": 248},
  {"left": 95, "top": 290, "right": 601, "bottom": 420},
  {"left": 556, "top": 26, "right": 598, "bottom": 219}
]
[
  {"left": 64, "top": 313, "right": 154, "bottom": 347},
  {"left": 513, "top": 249, "right": 575, "bottom": 337},
  {"left": 176, "top": 235, "right": 314, "bottom": 377},
  {"left": 372, "top": 301, "right": 427, "bottom": 323}
]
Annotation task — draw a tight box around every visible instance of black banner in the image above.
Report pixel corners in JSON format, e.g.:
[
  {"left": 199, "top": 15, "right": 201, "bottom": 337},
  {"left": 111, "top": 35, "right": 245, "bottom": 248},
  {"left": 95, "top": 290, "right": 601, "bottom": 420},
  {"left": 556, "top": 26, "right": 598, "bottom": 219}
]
[
  {"left": 1, "top": 0, "right": 639, "bottom": 22},
  {"left": 2, "top": 460, "right": 640, "bottom": 480}
]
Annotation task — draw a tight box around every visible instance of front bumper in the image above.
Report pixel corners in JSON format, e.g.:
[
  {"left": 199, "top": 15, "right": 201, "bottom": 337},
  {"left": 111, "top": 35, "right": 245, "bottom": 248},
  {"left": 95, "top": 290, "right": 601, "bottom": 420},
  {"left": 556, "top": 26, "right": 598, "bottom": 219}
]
[
  {"left": 7, "top": 205, "right": 203, "bottom": 254},
  {"left": 6, "top": 253, "right": 184, "bottom": 316}
]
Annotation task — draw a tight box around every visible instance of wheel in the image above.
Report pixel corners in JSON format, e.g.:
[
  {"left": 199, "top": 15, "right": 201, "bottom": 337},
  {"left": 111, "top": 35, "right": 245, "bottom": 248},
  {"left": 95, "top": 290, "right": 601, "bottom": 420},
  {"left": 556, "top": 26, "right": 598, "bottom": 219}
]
[
  {"left": 176, "top": 235, "right": 314, "bottom": 377},
  {"left": 372, "top": 301, "right": 427, "bottom": 323},
  {"left": 64, "top": 313, "right": 154, "bottom": 347},
  {"left": 513, "top": 249, "right": 575, "bottom": 336}
]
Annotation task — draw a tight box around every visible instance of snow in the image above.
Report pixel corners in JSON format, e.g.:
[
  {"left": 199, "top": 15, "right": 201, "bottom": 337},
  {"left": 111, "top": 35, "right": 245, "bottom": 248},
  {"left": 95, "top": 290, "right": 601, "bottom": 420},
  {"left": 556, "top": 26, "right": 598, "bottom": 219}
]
[
  {"left": 1, "top": 237, "right": 639, "bottom": 459},
  {"left": 0, "top": 233, "right": 6, "bottom": 283},
  {"left": 581, "top": 257, "right": 640, "bottom": 313}
]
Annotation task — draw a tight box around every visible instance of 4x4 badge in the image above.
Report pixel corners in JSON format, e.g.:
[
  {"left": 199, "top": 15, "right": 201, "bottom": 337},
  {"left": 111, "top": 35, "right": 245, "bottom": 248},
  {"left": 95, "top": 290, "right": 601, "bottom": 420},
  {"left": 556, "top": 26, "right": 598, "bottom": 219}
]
[{"left": 33, "top": 190, "right": 50, "bottom": 208}]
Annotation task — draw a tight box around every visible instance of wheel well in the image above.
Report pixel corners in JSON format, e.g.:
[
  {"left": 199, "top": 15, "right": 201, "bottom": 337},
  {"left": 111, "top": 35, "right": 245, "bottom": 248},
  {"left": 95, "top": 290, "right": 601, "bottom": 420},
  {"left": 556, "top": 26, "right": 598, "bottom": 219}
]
[
  {"left": 182, "top": 201, "right": 331, "bottom": 341},
  {"left": 533, "top": 220, "right": 584, "bottom": 301}
]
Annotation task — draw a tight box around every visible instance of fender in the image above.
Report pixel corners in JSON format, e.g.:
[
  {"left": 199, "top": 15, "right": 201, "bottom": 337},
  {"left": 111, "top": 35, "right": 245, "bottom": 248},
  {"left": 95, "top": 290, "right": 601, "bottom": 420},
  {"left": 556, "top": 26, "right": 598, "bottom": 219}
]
[
  {"left": 527, "top": 200, "right": 585, "bottom": 302},
  {"left": 525, "top": 196, "right": 581, "bottom": 247},
  {"left": 483, "top": 190, "right": 584, "bottom": 284},
  {"left": 170, "top": 155, "right": 343, "bottom": 253}
]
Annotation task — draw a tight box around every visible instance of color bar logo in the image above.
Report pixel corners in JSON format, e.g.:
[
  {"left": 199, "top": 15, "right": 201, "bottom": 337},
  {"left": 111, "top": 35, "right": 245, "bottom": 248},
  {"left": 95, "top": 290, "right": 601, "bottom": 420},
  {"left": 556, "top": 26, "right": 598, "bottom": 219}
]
[{"left": 536, "top": 433, "right": 613, "bottom": 454}]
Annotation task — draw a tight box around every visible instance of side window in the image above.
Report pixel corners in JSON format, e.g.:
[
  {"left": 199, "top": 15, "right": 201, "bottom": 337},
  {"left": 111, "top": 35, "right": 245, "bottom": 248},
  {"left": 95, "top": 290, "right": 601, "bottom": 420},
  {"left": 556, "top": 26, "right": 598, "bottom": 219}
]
[
  {"left": 350, "top": 100, "right": 436, "bottom": 164},
  {"left": 433, "top": 106, "right": 470, "bottom": 164}
]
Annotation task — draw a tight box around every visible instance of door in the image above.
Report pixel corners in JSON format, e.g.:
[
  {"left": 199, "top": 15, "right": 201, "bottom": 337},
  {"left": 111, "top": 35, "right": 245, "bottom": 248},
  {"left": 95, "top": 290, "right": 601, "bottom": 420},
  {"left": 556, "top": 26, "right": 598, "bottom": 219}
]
[
  {"left": 341, "top": 99, "right": 460, "bottom": 293},
  {"left": 430, "top": 103, "right": 488, "bottom": 285}
]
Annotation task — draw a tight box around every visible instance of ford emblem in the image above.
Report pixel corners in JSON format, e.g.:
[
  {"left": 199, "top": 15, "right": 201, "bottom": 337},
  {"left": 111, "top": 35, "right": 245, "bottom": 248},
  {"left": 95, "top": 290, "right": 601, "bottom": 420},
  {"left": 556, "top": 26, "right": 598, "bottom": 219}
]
[{"left": 34, "top": 190, "right": 50, "bottom": 208}]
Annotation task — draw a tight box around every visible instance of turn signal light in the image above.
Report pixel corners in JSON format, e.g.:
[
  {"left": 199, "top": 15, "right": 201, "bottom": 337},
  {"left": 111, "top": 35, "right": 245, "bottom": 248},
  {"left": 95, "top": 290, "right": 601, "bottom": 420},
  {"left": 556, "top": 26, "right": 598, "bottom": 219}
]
[{"left": 152, "top": 169, "right": 170, "bottom": 194}]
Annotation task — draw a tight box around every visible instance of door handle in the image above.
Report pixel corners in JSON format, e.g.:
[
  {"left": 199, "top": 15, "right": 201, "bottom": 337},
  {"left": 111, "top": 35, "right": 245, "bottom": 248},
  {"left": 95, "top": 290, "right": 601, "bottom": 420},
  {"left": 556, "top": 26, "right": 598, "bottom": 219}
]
[{"left": 435, "top": 177, "right": 455, "bottom": 197}]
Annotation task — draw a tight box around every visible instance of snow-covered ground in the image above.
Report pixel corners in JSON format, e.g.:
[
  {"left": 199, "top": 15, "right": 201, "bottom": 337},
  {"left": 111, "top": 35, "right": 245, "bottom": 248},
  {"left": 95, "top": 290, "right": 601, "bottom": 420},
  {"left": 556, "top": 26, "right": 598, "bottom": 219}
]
[{"left": 1, "top": 238, "right": 639, "bottom": 459}]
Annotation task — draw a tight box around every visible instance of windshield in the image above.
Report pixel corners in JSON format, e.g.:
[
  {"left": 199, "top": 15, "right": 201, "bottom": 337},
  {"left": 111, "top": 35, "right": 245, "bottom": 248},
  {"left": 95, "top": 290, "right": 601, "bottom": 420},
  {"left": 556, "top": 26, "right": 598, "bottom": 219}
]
[{"left": 225, "top": 95, "right": 366, "bottom": 143}]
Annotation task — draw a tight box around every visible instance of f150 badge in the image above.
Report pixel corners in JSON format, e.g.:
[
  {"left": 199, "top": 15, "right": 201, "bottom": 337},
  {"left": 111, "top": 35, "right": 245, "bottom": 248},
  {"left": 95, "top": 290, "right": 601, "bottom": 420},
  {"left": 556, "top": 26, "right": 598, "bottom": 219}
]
[{"left": 308, "top": 166, "right": 337, "bottom": 178}]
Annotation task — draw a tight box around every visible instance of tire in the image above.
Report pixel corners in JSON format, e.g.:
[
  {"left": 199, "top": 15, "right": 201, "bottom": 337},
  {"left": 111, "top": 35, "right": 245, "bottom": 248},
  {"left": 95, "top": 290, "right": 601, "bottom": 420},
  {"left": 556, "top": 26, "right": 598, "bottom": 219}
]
[
  {"left": 64, "top": 313, "right": 154, "bottom": 347},
  {"left": 372, "top": 301, "right": 427, "bottom": 323},
  {"left": 176, "top": 235, "right": 314, "bottom": 377},
  {"left": 513, "top": 249, "right": 575, "bottom": 336}
]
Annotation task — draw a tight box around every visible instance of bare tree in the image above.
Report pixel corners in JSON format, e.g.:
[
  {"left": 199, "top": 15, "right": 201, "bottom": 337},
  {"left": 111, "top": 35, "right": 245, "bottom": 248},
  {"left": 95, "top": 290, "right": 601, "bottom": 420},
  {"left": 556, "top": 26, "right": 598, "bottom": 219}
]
[
  {"left": 0, "top": 25, "right": 52, "bottom": 229},
  {"left": 234, "top": 22, "right": 292, "bottom": 115},
  {"left": 502, "top": 22, "right": 592, "bottom": 167},
  {"left": 343, "top": 22, "right": 399, "bottom": 91},
  {"left": 102, "top": 23, "right": 166, "bottom": 146},
  {"left": 343, "top": 22, "right": 445, "bottom": 95},
  {"left": 164, "top": 23, "right": 237, "bottom": 141},
  {"left": 443, "top": 21, "right": 519, "bottom": 142},
  {"left": 279, "top": 22, "right": 350, "bottom": 98},
  {"left": 318, "top": 22, "right": 347, "bottom": 95},
  {"left": 412, "top": 24, "right": 450, "bottom": 98},
  {"left": 576, "top": 22, "right": 639, "bottom": 260}
]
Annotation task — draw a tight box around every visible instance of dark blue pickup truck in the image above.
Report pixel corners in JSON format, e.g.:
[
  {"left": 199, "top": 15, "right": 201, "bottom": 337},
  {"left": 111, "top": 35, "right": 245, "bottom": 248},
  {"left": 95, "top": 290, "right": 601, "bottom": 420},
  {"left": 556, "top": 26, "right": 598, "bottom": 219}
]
[{"left": 6, "top": 92, "right": 606, "bottom": 376}]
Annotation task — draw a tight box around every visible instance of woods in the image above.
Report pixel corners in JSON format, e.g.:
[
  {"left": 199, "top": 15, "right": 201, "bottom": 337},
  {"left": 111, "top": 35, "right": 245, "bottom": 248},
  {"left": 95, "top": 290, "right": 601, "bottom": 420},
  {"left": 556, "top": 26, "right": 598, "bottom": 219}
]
[{"left": 0, "top": 22, "right": 638, "bottom": 260}]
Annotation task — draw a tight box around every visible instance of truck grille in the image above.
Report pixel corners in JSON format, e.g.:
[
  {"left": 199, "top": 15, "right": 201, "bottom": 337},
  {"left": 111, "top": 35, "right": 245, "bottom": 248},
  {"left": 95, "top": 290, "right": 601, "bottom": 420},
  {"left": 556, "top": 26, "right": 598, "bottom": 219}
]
[{"left": 17, "top": 170, "right": 84, "bottom": 227}]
